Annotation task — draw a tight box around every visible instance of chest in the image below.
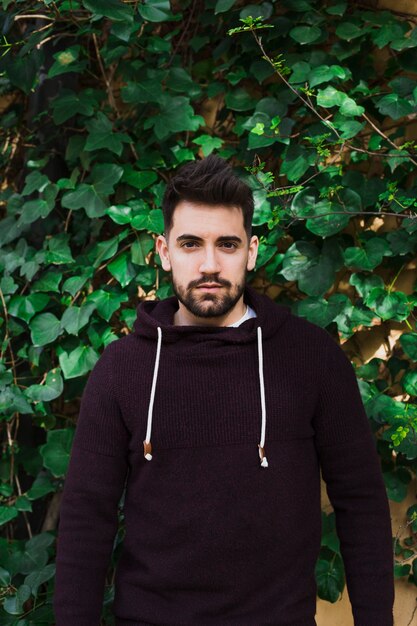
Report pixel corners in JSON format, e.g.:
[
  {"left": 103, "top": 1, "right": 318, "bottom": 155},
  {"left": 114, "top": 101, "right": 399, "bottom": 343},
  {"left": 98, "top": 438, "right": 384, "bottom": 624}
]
[{"left": 118, "top": 342, "right": 319, "bottom": 451}]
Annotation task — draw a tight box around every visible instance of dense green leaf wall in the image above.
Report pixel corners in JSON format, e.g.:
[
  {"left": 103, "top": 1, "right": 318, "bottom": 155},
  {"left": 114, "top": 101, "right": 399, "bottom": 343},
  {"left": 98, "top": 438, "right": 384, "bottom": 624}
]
[{"left": 1, "top": 0, "right": 417, "bottom": 622}]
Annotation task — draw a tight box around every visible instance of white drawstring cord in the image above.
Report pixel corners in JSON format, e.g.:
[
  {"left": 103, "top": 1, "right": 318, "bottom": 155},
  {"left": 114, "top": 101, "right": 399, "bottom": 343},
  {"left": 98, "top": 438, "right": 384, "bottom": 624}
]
[
  {"left": 143, "top": 326, "right": 162, "bottom": 461},
  {"left": 143, "top": 325, "right": 268, "bottom": 467},
  {"left": 257, "top": 326, "right": 268, "bottom": 468}
]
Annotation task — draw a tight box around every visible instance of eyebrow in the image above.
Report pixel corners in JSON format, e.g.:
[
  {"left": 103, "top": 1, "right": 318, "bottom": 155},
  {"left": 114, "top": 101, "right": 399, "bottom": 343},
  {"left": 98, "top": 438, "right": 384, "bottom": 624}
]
[{"left": 176, "top": 234, "right": 243, "bottom": 244}]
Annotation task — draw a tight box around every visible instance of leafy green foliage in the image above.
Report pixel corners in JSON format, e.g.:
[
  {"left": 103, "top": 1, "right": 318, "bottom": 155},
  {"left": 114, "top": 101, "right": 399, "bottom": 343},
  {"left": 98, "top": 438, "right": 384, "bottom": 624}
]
[{"left": 1, "top": 0, "right": 416, "bottom": 620}]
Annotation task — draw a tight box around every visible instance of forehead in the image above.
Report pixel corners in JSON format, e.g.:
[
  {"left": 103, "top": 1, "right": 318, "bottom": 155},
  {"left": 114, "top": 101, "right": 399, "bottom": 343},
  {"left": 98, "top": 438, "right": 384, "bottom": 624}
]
[{"left": 171, "top": 200, "right": 245, "bottom": 234}]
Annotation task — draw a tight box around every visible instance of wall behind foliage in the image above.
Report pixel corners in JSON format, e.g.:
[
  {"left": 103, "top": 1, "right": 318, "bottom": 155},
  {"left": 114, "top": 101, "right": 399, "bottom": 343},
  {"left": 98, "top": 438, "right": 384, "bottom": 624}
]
[{"left": 1, "top": 0, "right": 417, "bottom": 623}]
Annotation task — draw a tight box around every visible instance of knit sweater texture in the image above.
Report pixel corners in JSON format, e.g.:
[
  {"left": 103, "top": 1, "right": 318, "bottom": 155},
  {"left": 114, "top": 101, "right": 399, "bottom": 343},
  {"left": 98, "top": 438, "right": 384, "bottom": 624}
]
[{"left": 53, "top": 285, "right": 394, "bottom": 625}]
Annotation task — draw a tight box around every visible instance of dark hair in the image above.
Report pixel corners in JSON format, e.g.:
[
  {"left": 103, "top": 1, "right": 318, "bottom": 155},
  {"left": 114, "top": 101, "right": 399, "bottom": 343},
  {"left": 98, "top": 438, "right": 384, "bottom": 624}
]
[{"left": 161, "top": 154, "right": 254, "bottom": 242}]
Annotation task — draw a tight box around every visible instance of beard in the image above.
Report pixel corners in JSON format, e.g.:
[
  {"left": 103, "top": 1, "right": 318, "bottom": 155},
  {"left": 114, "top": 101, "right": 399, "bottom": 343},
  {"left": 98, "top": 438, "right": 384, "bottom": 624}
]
[{"left": 171, "top": 270, "right": 247, "bottom": 319}]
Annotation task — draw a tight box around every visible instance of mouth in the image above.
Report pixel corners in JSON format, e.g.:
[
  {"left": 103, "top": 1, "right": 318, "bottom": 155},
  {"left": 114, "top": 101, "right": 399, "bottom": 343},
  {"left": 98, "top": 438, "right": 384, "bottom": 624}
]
[{"left": 197, "top": 284, "right": 223, "bottom": 291}]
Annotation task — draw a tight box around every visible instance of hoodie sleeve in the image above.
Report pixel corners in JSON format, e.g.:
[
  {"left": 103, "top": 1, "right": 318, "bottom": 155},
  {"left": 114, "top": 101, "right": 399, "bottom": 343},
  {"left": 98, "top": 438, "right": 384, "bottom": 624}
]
[
  {"left": 313, "top": 332, "right": 394, "bottom": 626},
  {"left": 53, "top": 342, "right": 130, "bottom": 626}
]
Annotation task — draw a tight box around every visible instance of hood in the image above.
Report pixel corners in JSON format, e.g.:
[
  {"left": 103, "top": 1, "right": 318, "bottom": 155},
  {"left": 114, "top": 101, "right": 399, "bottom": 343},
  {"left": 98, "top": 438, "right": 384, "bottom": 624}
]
[
  {"left": 134, "top": 285, "right": 292, "bottom": 469},
  {"left": 133, "top": 284, "right": 291, "bottom": 345}
]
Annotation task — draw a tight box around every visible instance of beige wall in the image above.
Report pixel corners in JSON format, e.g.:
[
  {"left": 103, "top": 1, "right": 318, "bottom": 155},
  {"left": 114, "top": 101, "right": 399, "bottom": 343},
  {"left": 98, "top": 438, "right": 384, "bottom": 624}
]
[{"left": 377, "top": 0, "right": 417, "bottom": 15}]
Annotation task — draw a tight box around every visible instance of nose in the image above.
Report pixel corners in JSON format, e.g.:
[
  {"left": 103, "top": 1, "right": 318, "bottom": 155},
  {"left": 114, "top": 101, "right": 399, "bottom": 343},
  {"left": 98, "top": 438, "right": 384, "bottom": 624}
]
[{"left": 198, "top": 246, "right": 221, "bottom": 274}]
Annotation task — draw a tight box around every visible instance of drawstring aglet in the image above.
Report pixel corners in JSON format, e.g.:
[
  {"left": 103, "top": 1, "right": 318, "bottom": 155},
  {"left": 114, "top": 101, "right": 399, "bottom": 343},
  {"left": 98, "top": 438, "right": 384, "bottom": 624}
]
[
  {"left": 143, "top": 440, "right": 152, "bottom": 461},
  {"left": 258, "top": 445, "right": 268, "bottom": 468}
]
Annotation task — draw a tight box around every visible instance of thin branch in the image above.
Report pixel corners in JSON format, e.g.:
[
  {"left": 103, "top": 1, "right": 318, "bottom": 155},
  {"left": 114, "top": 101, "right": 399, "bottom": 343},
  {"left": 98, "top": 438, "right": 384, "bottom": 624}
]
[
  {"left": 164, "top": 0, "right": 198, "bottom": 69},
  {"left": 249, "top": 26, "right": 417, "bottom": 168},
  {"left": 285, "top": 209, "right": 417, "bottom": 222},
  {"left": 252, "top": 31, "right": 342, "bottom": 142},
  {"left": 361, "top": 112, "right": 417, "bottom": 167},
  {"left": 92, "top": 32, "right": 118, "bottom": 113},
  {"left": 14, "top": 14, "right": 52, "bottom": 20}
]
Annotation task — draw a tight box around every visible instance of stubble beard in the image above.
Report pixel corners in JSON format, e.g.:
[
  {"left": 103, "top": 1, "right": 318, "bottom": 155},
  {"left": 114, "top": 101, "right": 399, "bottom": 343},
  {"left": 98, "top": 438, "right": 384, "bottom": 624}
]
[{"left": 171, "top": 270, "right": 247, "bottom": 319}]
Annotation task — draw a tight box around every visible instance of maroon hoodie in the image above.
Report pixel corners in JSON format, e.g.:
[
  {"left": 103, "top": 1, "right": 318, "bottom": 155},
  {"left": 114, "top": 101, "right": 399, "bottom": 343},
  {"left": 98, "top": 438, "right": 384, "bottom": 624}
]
[{"left": 53, "top": 285, "right": 394, "bottom": 625}]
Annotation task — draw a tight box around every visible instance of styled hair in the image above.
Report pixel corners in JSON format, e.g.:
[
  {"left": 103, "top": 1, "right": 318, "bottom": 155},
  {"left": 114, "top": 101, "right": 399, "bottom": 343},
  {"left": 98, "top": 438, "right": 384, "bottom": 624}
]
[{"left": 161, "top": 154, "right": 254, "bottom": 242}]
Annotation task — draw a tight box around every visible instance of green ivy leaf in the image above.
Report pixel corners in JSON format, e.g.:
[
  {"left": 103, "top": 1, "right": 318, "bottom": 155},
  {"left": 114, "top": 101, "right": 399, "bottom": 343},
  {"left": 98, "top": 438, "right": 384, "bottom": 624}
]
[
  {"left": 0, "top": 385, "right": 33, "bottom": 416},
  {"left": 57, "top": 344, "right": 100, "bottom": 379},
  {"left": 19, "top": 199, "right": 54, "bottom": 225},
  {"left": 309, "top": 64, "right": 350, "bottom": 88},
  {"left": 131, "top": 234, "right": 154, "bottom": 265},
  {"left": 403, "top": 370, "right": 417, "bottom": 395},
  {"left": 375, "top": 93, "right": 414, "bottom": 119},
  {"left": 290, "top": 25, "right": 322, "bottom": 44},
  {"left": 85, "top": 113, "right": 131, "bottom": 155},
  {"left": 292, "top": 188, "right": 361, "bottom": 237},
  {"left": 61, "top": 164, "right": 123, "bottom": 218},
  {"left": 294, "top": 294, "right": 347, "bottom": 328},
  {"left": 4, "top": 50, "right": 42, "bottom": 94},
  {"left": 281, "top": 239, "right": 343, "bottom": 297},
  {"left": 225, "top": 87, "right": 257, "bottom": 111},
  {"left": 289, "top": 61, "right": 311, "bottom": 84},
  {"left": 394, "top": 563, "right": 410, "bottom": 577},
  {"left": 14, "top": 496, "right": 32, "bottom": 511},
  {"left": 62, "top": 184, "right": 107, "bottom": 217},
  {"left": 82, "top": 0, "right": 134, "bottom": 22},
  {"left": 2, "top": 583, "right": 31, "bottom": 614},
  {"left": 24, "top": 563, "right": 55, "bottom": 599},
  {"left": 192, "top": 135, "right": 223, "bottom": 156},
  {"left": 335, "top": 21, "right": 363, "bottom": 41},
  {"left": 25, "top": 368, "right": 64, "bottom": 402},
  {"left": 30, "top": 312, "right": 61, "bottom": 346},
  {"left": 317, "top": 86, "right": 346, "bottom": 107},
  {"left": 0, "top": 505, "right": 19, "bottom": 527},
  {"left": 365, "top": 288, "right": 411, "bottom": 321},
  {"left": 400, "top": 333, "right": 417, "bottom": 361},
  {"left": 0, "top": 566, "right": 11, "bottom": 586},
  {"left": 144, "top": 95, "right": 204, "bottom": 140},
  {"left": 51, "top": 89, "right": 96, "bottom": 124},
  {"left": 315, "top": 554, "right": 345, "bottom": 602},
  {"left": 60, "top": 303, "right": 96, "bottom": 336},
  {"left": 280, "top": 145, "right": 315, "bottom": 182},
  {"left": 27, "top": 475, "right": 56, "bottom": 500},
  {"left": 39, "top": 429, "right": 75, "bottom": 477},
  {"left": 32, "top": 270, "right": 63, "bottom": 293},
  {"left": 48, "top": 46, "right": 87, "bottom": 79},
  {"left": 121, "top": 167, "right": 158, "bottom": 190},
  {"left": 215, "top": 0, "right": 236, "bottom": 13},
  {"left": 349, "top": 272, "right": 384, "bottom": 299},
  {"left": 166, "top": 67, "right": 201, "bottom": 98},
  {"left": 107, "top": 251, "right": 137, "bottom": 287},
  {"left": 344, "top": 238, "right": 390, "bottom": 271},
  {"left": 131, "top": 208, "right": 164, "bottom": 233},
  {"left": 339, "top": 96, "right": 364, "bottom": 116},
  {"left": 107, "top": 204, "right": 133, "bottom": 225},
  {"left": 138, "top": 0, "right": 173, "bottom": 22},
  {"left": 22, "top": 171, "right": 49, "bottom": 195},
  {"left": 8, "top": 294, "right": 50, "bottom": 323},
  {"left": 91, "top": 163, "right": 124, "bottom": 194},
  {"left": 121, "top": 76, "right": 165, "bottom": 104},
  {"left": 86, "top": 289, "right": 129, "bottom": 321},
  {"left": 383, "top": 467, "right": 411, "bottom": 502},
  {"left": 45, "top": 233, "right": 75, "bottom": 265}
]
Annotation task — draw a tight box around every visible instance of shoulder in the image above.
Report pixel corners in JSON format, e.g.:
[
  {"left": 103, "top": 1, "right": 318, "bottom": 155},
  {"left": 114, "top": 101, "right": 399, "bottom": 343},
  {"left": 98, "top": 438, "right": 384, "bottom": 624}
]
[
  {"left": 100, "top": 332, "right": 139, "bottom": 360},
  {"left": 283, "top": 310, "right": 339, "bottom": 347}
]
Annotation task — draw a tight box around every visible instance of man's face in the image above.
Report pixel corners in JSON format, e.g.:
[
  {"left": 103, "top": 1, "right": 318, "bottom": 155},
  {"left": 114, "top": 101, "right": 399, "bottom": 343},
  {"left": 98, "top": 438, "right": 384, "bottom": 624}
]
[{"left": 156, "top": 200, "right": 258, "bottom": 324}]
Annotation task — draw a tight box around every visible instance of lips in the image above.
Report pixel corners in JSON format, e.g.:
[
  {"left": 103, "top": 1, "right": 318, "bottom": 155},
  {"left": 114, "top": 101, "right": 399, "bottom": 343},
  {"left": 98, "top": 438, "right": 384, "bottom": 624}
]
[{"left": 198, "top": 284, "right": 222, "bottom": 288}]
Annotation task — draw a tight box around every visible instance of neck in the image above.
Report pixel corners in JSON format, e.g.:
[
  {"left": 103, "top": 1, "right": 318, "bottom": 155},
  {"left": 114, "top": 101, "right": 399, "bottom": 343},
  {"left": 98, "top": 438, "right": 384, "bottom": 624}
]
[{"left": 173, "top": 296, "right": 247, "bottom": 327}]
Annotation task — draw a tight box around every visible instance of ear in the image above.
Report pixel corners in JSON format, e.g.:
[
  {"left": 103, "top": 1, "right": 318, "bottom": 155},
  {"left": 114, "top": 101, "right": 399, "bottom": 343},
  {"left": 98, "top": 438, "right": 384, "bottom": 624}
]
[
  {"left": 156, "top": 234, "right": 171, "bottom": 271},
  {"left": 246, "top": 235, "right": 259, "bottom": 272}
]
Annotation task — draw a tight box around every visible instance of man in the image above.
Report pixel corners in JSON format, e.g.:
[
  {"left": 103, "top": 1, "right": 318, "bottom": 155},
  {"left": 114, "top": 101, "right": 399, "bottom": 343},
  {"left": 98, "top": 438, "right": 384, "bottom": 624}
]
[{"left": 53, "top": 154, "right": 394, "bottom": 625}]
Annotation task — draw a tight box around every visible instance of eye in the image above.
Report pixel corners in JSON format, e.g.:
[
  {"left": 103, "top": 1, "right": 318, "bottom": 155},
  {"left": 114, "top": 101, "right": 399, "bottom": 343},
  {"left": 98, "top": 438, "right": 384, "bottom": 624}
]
[{"left": 220, "top": 242, "right": 237, "bottom": 249}]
